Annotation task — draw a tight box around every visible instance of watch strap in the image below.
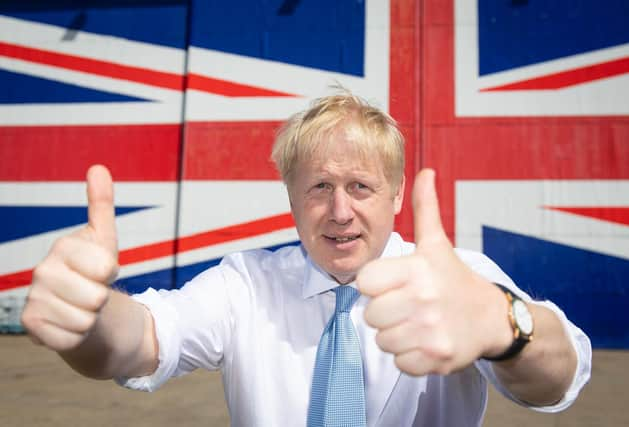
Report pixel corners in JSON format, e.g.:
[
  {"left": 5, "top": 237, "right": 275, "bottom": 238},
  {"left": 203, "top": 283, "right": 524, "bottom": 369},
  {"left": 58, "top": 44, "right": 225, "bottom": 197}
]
[{"left": 482, "top": 284, "right": 533, "bottom": 362}]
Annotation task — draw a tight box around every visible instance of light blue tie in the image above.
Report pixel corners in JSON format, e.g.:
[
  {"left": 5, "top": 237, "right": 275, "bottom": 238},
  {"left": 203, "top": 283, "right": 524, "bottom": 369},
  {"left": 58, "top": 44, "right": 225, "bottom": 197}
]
[{"left": 307, "top": 286, "right": 366, "bottom": 427}]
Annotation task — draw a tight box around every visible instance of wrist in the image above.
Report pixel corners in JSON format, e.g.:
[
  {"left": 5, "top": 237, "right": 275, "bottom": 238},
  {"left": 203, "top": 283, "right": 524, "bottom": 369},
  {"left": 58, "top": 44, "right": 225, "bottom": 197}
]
[
  {"left": 480, "top": 282, "right": 515, "bottom": 359},
  {"left": 482, "top": 284, "right": 534, "bottom": 362}
]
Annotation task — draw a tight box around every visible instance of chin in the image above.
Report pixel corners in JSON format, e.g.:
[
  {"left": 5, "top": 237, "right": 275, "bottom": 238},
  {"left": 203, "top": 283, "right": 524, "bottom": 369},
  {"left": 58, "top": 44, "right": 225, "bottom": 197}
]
[{"left": 325, "top": 263, "right": 363, "bottom": 284}]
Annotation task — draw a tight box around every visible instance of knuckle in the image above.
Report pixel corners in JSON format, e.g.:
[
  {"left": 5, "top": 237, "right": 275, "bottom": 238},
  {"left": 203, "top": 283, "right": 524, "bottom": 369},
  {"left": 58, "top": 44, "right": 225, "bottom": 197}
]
[
  {"left": 32, "top": 261, "right": 54, "bottom": 284},
  {"left": 24, "top": 285, "right": 47, "bottom": 307},
  {"left": 375, "top": 330, "right": 389, "bottom": 350},
  {"left": 76, "top": 311, "right": 97, "bottom": 333},
  {"left": 407, "top": 285, "right": 424, "bottom": 306},
  {"left": 51, "top": 235, "right": 73, "bottom": 255},
  {"left": 434, "top": 363, "right": 453, "bottom": 376},
  {"left": 440, "top": 344, "right": 455, "bottom": 362},
  {"left": 393, "top": 354, "right": 406, "bottom": 371},
  {"left": 96, "top": 253, "right": 119, "bottom": 283},
  {"left": 432, "top": 338, "right": 455, "bottom": 364},
  {"left": 20, "top": 308, "right": 43, "bottom": 336},
  {"left": 20, "top": 307, "right": 35, "bottom": 330},
  {"left": 86, "top": 286, "right": 110, "bottom": 311},
  {"left": 419, "top": 308, "right": 442, "bottom": 329},
  {"left": 49, "top": 333, "right": 83, "bottom": 352},
  {"left": 363, "top": 306, "right": 376, "bottom": 327},
  {"left": 394, "top": 353, "right": 418, "bottom": 375}
]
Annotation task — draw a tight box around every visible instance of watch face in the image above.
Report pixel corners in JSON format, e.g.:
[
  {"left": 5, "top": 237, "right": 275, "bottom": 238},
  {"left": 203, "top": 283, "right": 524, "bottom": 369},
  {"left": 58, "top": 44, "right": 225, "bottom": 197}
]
[{"left": 513, "top": 300, "right": 534, "bottom": 335}]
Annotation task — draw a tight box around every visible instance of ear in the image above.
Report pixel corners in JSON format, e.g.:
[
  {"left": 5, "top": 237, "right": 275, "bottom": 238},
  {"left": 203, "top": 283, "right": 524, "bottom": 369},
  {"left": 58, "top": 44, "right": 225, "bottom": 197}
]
[
  {"left": 393, "top": 175, "right": 405, "bottom": 215},
  {"left": 285, "top": 182, "right": 296, "bottom": 211}
]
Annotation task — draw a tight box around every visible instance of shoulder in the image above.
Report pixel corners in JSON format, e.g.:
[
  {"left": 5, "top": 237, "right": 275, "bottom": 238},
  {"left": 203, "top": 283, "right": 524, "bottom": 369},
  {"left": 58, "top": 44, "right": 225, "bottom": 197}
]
[
  {"left": 453, "top": 247, "right": 518, "bottom": 289},
  {"left": 209, "top": 244, "right": 306, "bottom": 290},
  {"left": 385, "top": 232, "right": 417, "bottom": 257},
  {"left": 219, "top": 243, "right": 305, "bottom": 273},
  {"left": 391, "top": 233, "right": 514, "bottom": 288}
]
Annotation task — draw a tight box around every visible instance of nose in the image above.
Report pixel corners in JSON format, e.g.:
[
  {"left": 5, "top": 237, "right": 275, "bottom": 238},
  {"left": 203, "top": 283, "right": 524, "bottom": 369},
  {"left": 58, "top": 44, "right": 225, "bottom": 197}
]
[{"left": 330, "top": 188, "right": 354, "bottom": 225}]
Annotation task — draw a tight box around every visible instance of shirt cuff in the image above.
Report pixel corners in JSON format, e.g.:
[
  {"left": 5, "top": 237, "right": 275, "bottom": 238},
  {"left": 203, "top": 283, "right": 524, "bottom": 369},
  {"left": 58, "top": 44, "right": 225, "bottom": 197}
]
[
  {"left": 114, "top": 288, "right": 182, "bottom": 392},
  {"left": 476, "top": 299, "right": 592, "bottom": 413}
]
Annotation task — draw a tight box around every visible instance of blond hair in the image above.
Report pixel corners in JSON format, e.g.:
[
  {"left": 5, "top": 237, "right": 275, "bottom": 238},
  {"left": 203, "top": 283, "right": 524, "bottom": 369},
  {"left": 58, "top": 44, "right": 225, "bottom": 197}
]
[{"left": 271, "top": 90, "right": 405, "bottom": 190}]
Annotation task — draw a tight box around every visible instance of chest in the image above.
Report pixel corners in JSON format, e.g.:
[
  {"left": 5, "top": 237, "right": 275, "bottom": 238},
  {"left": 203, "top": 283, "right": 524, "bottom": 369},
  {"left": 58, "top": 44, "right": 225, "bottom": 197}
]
[{"left": 222, "top": 288, "right": 486, "bottom": 427}]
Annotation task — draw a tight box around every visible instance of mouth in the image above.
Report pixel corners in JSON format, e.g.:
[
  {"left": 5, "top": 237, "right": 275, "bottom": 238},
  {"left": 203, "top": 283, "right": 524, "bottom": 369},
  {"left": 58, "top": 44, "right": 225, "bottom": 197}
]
[{"left": 323, "top": 234, "right": 361, "bottom": 243}]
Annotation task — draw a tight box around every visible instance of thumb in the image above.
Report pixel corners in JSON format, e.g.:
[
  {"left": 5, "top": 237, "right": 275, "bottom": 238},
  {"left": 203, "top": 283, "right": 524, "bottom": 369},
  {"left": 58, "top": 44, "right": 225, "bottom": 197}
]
[
  {"left": 86, "top": 165, "right": 118, "bottom": 255},
  {"left": 412, "top": 169, "right": 446, "bottom": 246}
]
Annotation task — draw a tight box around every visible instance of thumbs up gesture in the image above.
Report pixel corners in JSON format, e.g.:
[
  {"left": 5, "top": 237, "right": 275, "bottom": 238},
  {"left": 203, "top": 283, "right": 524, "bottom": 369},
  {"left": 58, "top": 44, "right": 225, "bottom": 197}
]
[
  {"left": 357, "top": 169, "right": 511, "bottom": 375},
  {"left": 21, "top": 165, "right": 120, "bottom": 351}
]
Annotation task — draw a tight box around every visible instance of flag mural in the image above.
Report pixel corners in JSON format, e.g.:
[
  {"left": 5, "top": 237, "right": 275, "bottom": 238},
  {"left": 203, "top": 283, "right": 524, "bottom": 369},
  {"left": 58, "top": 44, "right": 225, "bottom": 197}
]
[
  {"left": 0, "top": 0, "right": 394, "bottom": 323},
  {"left": 1, "top": 0, "right": 627, "bottom": 348},
  {"left": 444, "top": 0, "right": 629, "bottom": 348}
]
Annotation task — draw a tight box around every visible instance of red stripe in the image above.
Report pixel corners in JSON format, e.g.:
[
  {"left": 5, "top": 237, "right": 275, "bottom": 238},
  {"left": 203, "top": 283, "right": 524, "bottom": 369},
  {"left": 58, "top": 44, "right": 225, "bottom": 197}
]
[
  {"left": 0, "top": 270, "right": 32, "bottom": 292},
  {"left": 184, "top": 121, "right": 283, "bottom": 180},
  {"left": 119, "top": 212, "right": 294, "bottom": 264},
  {"left": 187, "top": 73, "right": 297, "bottom": 97},
  {"left": 481, "top": 57, "right": 629, "bottom": 91},
  {"left": 545, "top": 207, "right": 629, "bottom": 226},
  {"left": 0, "top": 124, "right": 182, "bottom": 181},
  {"left": 0, "top": 122, "right": 286, "bottom": 181},
  {"left": 0, "top": 213, "right": 295, "bottom": 291},
  {"left": 0, "top": 41, "right": 298, "bottom": 97},
  {"left": 0, "top": 41, "right": 184, "bottom": 91}
]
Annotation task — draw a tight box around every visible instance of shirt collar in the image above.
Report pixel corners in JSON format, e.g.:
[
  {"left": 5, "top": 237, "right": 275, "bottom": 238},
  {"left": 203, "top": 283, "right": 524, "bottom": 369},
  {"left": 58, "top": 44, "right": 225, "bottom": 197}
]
[{"left": 301, "top": 232, "right": 404, "bottom": 299}]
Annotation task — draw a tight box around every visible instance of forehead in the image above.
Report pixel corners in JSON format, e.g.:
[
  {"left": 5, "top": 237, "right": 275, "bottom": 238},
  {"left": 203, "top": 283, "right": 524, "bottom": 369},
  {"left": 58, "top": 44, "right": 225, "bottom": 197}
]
[
  {"left": 312, "top": 124, "right": 374, "bottom": 161},
  {"left": 302, "top": 141, "right": 386, "bottom": 181}
]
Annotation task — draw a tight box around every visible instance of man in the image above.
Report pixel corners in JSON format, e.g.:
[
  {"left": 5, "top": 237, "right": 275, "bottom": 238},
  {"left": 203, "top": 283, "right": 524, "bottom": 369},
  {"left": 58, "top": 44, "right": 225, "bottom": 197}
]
[{"left": 21, "top": 91, "right": 591, "bottom": 426}]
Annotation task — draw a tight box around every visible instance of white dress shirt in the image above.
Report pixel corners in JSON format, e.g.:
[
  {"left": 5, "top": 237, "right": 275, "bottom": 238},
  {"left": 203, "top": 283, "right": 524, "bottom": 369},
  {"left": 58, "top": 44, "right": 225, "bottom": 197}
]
[{"left": 117, "top": 232, "right": 591, "bottom": 427}]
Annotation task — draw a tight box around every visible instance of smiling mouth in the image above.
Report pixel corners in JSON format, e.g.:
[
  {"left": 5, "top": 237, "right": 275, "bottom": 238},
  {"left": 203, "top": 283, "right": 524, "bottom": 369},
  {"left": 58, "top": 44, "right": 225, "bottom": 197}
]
[{"left": 324, "top": 235, "right": 360, "bottom": 243}]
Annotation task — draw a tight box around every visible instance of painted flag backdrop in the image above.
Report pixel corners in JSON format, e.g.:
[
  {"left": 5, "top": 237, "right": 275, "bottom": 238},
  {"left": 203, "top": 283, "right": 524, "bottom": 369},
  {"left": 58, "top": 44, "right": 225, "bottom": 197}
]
[{"left": 1, "top": 0, "right": 627, "bottom": 348}]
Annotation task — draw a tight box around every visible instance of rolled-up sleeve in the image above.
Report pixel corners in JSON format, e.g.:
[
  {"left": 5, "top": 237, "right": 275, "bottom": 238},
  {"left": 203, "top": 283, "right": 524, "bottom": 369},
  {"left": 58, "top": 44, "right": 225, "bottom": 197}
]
[
  {"left": 458, "top": 248, "right": 592, "bottom": 412},
  {"left": 476, "top": 298, "right": 592, "bottom": 412},
  {"left": 115, "top": 287, "right": 183, "bottom": 392},
  {"left": 114, "top": 263, "right": 235, "bottom": 392}
]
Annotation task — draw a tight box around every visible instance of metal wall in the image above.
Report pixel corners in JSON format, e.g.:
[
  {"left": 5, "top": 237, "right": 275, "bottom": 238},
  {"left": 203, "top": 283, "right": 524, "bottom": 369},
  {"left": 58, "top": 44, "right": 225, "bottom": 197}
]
[{"left": 1, "top": 0, "right": 628, "bottom": 347}]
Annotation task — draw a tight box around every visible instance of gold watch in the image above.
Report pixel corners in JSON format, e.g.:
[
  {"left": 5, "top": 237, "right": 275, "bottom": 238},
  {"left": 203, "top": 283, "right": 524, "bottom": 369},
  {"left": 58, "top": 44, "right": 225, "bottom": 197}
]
[{"left": 483, "top": 284, "right": 534, "bottom": 362}]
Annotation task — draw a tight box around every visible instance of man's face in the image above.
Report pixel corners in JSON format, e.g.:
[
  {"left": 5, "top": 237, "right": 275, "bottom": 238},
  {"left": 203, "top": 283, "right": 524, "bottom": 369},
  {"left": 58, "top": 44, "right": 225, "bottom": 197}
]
[{"left": 287, "top": 129, "right": 404, "bottom": 284}]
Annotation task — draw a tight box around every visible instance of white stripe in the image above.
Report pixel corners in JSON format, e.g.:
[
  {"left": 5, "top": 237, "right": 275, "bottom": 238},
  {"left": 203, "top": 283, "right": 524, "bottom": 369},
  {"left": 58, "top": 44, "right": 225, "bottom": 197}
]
[
  {"left": 454, "top": 0, "right": 629, "bottom": 117},
  {"left": 476, "top": 43, "right": 629, "bottom": 90},
  {"left": 118, "top": 228, "right": 299, "bottom": 281},
  {"left": 0, "top": 182, "right": 177, "bottom": 273},
  {"left": 185, "top": 0, "right": 390, "bottom": 120},
  {"left": 0, "top": 15, "right": 185, "bottom": 74},
  {"left": 0, "top": 227, "right": 298, "bottom": 291},
  {"left": 456, "top": 180, "right": 629, "bottom": 259},
  {"left": 185, "top": 91, "right": 313, "bottom": 121},
  {"left": 0, "top": 102, "right": 182, "bottom": 125},
  {"left": 0, "top": 181, "right": 292, "bottom": 275},
  {"left": 178, "top": 181, "right": 291, "bottom": 236},
  {"left": 0, "top": 55, "right": 181, "bottom": 103}
]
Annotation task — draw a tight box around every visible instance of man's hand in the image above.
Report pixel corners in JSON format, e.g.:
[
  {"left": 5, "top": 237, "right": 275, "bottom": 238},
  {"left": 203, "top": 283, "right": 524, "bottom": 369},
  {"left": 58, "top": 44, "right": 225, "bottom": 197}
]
[
  {"left": 21, "top": 165, "right": 120, "bottom": 352},
  {"left": 357, "top": 169, "right": 512, "bottom": 376}
]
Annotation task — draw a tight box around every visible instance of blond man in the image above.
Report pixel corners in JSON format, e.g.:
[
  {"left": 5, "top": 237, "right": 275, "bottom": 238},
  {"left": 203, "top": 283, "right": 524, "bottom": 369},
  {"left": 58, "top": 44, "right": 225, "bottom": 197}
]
[{"left": 22, "top": 91, "right": 591, "bottom": 426}]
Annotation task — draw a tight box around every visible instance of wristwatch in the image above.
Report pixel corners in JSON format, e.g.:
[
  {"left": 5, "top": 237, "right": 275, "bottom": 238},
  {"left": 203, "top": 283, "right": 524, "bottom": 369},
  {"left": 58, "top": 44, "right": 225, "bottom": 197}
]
[{"left": 483, "top": 284, "right": 534, "bottom": 362}]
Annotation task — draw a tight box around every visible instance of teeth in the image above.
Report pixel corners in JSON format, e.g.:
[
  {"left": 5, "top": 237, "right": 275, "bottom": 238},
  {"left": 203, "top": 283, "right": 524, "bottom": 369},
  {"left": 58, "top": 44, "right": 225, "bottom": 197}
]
[{"left": 335, "top": 236, "right": 357, "bottom": 242}]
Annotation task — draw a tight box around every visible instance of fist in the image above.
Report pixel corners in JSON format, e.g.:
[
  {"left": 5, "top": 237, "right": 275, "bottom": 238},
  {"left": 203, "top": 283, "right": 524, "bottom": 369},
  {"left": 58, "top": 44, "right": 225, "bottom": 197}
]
[
  {"left": 357, "top": 169, "right": 510, "bottom": 376},
  {"left": 21, "top": 165, "right": 120, "bottom": 351}
]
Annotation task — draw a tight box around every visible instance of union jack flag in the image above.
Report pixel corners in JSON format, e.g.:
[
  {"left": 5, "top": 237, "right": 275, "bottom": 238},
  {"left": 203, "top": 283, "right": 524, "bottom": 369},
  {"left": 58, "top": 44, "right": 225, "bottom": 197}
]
[
  {"left": 0, "top": 0, "right": 390, "bottom": 302},
  {"left": 1, "top": 0, "right": 628, "bottom": 348}
]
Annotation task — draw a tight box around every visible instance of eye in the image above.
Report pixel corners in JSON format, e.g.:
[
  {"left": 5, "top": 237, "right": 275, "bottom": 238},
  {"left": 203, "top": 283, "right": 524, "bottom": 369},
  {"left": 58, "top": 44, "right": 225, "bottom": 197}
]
[
  {"left": 311, "top": 182, "right": 331, "bottom": 193},
  {"left": 346, "top": 182, "right": 373, "bottom": 199},
  {"left": 349, "top": 182, "right": 370, "bottom": 192}
]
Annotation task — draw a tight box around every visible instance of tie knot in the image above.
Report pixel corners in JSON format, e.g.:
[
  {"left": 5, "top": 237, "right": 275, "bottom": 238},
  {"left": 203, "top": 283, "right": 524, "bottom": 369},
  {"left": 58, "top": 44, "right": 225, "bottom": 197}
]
[{"left": 333, "top": 286, "right": 360, "bottom": 313}]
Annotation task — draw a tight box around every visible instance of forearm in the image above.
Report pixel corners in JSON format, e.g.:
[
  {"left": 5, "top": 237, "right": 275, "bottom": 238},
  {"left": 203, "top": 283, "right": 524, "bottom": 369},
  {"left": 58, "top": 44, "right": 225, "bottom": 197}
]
[
  {"left": 59, "top": 290, "right": 158, "bottom": 380},
  {"left": 491, "top": 303, "right": 577, "bottom": 406}
]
